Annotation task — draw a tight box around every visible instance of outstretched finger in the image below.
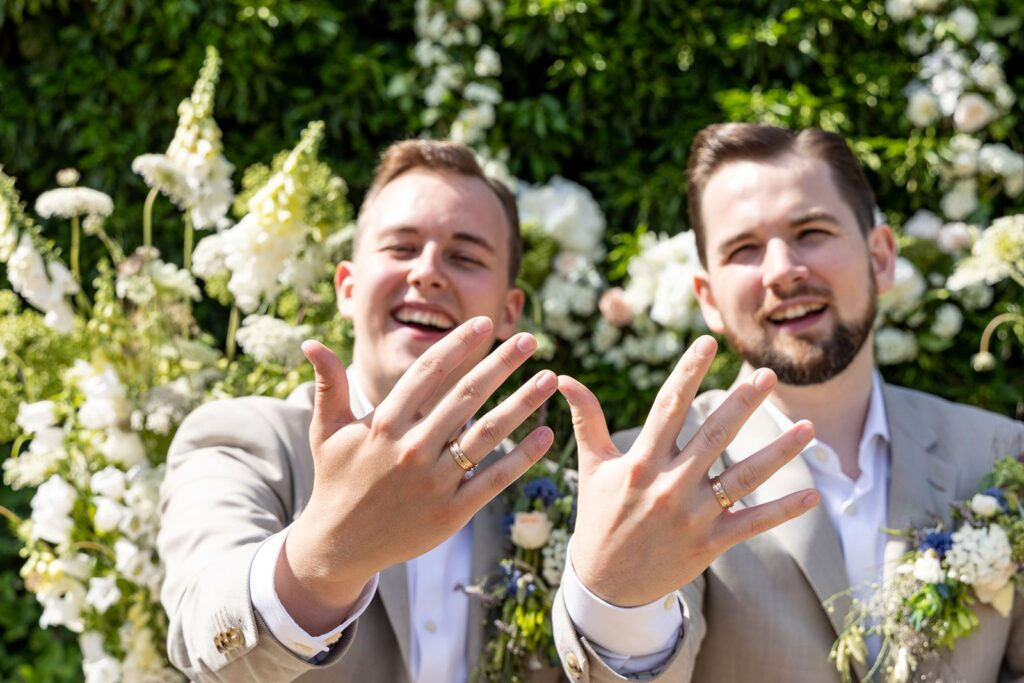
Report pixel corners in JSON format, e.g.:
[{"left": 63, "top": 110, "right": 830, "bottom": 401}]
[
  {"left": 557, "top": 375, "right": 617, "bottom": 464},
  {"left": 381, "top": 316, "right": 494, "bottom": 425},
  {"left": 715, "top": 488, "right": 820, "bottom": 549},
  {"left": 454, "top": 426, "right": 554, "bottom": 511},
  {"left": 302, "top": 340, "right": 355, "bottom": 452},
  {"left": 632, "top": 336, "right": 717, "bottom": 461},
  {"left": 715, "top": 421, "right": 815, "bottom": 505}
]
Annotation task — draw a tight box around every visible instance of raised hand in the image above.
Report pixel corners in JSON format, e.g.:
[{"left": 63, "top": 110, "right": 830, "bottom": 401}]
[
  {"left": 559, "top": 335, "right": 820, "bottom": 607},
  {"left": 278, "top": 316, "right": 557, "bottom": 633}
]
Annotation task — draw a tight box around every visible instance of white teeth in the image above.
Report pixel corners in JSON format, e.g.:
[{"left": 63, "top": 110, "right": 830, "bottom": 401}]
[
  {"left": 394, "top": 307, "right": 454, "bottom": 330},
  {"left": 769, "top": 303, "right": 825, "bottom": 322}
]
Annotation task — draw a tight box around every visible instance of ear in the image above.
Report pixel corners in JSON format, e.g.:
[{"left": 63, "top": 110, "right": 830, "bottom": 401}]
[
  {"left": 494, "top": 287, "right": 526, "bottom": 340},
  {"left": 693, "top": 269, "right": 725, "bottom": 334},
  {"left": 867, "top": 224, "right": 898, "bottom": 294},
  {"left": 334, "top": 261, "right": 356, "bottom": 319}
]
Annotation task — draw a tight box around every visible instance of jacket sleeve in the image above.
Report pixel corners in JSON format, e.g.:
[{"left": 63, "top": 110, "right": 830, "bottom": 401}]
[{"left": 157, "top": 397, "right": 356, "bottom": 682}]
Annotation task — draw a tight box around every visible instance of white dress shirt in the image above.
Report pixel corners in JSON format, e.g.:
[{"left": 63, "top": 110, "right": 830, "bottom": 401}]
[{"left": 563, "top": 371, "right": 892, "bottom": 671}]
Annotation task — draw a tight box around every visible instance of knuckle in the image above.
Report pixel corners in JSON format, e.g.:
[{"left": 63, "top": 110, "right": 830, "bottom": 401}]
[
  {"left": 654, "top": 391, "right": 685, "bottom": 421},
  {"left": 735, "top": 385, "right": 760, "bottom": 411},
  {"left": 748, "top": 512, "right": 773, "bottom": 536},
  {"left": 700, "top": 421, "right": 729, "bottom": 450},
  {"left": 417, "top": 354, "right": 445, "bottom": 378},
  {"left": 736, "top": 464, "right": 759, "bottom": 493},
  {"left": 458, "top": 376, "right": 484, "bottom": 403},
  {"left": 499, "top": 346, "right": 521, "bottom": 373},
  {"left": 485, "top": 466, "right": 510, "bottom": 493},
  {"left": 475, "top": 418, "right": 502, "bottom": 446},
  {"left": 371, "top": 412, "right": 398, "bottom": 437}
]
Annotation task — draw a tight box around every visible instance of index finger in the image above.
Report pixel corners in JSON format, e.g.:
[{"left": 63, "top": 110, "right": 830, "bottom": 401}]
[{"left": 379, "top": 316, "right": 494, "bottom": 423}]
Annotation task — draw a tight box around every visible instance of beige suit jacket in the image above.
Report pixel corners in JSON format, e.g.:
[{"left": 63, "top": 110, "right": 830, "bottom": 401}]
[
  {"left": 553, "top": 382, "right": 1024, "bottom": 682},
  {"left": 158, "top": 382, "right": 531, "bottom": 682}
]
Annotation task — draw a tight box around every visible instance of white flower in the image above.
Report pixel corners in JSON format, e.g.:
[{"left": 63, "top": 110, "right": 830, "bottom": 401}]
[
  {"left": 39, "top": 581, "right": 86, "bottom": 632},
  {"left": 79, "top": 631, "right": 107, "bottom": 663},
  {"left": 30, "top": 474, "right": 77, "bottom": 544},
  {"left": 1005, "top": 172, "right": 1024, "bottom": 198},
  {"left": 970, "top": 493, "right": 1001, "bottom": 518},
  {"left": 946, "top": 7, "right": 978, "bottom": 42},
  {"left": 190, "top": 230, "right": 231, "bottom": 279},
  {"left": 905, "top": 30, "right": 931, "bottom": 55},
  {"left": 114, "top": 539, "right": 148, "bottom": 582},
  {"left": 978, "top": 144, "right": 1024, "bottom": 178},
  {"left": 970, "top": 61, "right": 1005, "bottom": 91},
  {"left": 946, "top": 524, "right": 1014, "bottom": 613},
  {"left": 17, "top": 400, "right": 58, "bottom": 433},
  {"left": 953, "top": 93, "right": 996, "bottom": 133},
  {"left": 929, "top": 303, "right": 962, "bottom": 339},
  {"left": 0, "top": 199, "right": 15, "bottom": 262},
  {"left": 517, "top": 176, "right": 606, "bottom": 258},
  {"left": 912, "top": 0, "right": 942, "bottom": 10},
  {"left": 462, "top": 82, "right": 501, "bottom": 104},
  {"left": 5, "top": 235, "right": 79, "bottom": 332},
  {"left": 906, "top": 89, "right": 940, "bottom": 127},
  {"left": 450, "top": 103, "right": 496, "bottom": 145},
  {"left": 35, "top": 187, "right": 114, "bottom": 219},
  {"left": 56, "top": 168, "right": 80, "bottom": 187},
  {"left": 874, "top": 327, "right": 918, "bottom": 365},
  {"left": 132, "top": 154, "right": 191, "bottom": 207},
  {"left": 147, "top": 259, "right": 201, "bottom": 300},
  {"left": 885, "top": 0, "right": 915, "bottom": 21},
  {"left": 83, "top": 656, "right": 122, "bottom": 683},
  {"left": 878, "top": 257, "right": 925, "bottom": 318},
  {"left": 892, "top": 647, "right": 912, "bottom": 683},
  {"left": 510, "top": 511, "right": 553, "bottom": 550},
  {"left": 100, "top": 430, "right": 146, "bottom": 468},
  {"left": 940, "top": 179, "right": 978, "bottom": 220},
  {"left": 474, "top": 46, "right": 502, "bottom": 77},
  {"left": 946, "top": 214, "right": 1024, "bottom": 289},
  {"left": 541, "top": 528, "right": 570, "bottom": 586},
  {"left": 235, "top": 315, "right": 312, "bottom": 366},
  {"left": 85, "top": 575, "right": 122, "bottom": 614},
  {"left": 902, "top": 209, "right": 942, "bottom": 240},
  {"left": 911, "top": 550, "right": 945, "bottom": 584},
  {"left": 92, "top": 496, "right": 126, "bottom": 534},
  {"left": 90, "top": 467, "right": 127, "bottom": 500},
  {"left": 650, "top": 261, "right": 701, "bottom": 330},
  {"left": 994, "top": 83, "right": 1015, "bottom": 110},
  {"left": 937, "top": 221, "right": 975, "bottom": 254},
  {"left": 455, "top": 0, "right": 484, "bottom": 21}
]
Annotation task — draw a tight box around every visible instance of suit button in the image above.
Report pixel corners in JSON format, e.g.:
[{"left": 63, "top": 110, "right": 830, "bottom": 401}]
[
  {"left": 566, "top": 652, "right": 583, "bottom": 678},
  {"left": 214, "top": 627, "right": 245, "bottom": 653}
]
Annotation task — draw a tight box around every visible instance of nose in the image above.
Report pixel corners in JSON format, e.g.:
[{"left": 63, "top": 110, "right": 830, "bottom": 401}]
[
  {"left": 761, "top": 237, "right": 809, "bottom": 291},
  {"left": 406, "top": 244, "right": 447, "bottom": 291}
]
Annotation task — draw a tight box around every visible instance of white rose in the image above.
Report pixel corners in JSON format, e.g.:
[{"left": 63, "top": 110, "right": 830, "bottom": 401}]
[
  {"left": 906, "top": 89, "right": 940, "bottom": 127},
  {"left": 902, "top": 209, "right": 942, "bottom": 240},
  {"left": 85, "top": 575, "right": 122, "bottom": 614},
  {"left": 100, "top": 430, "right": 146, "bottom": 467},
  {"left": 969, "top": 493, "right": 1001, "bottom": 518},
  {"left": 953, "top": 93, "right": 996, "bottom": 133},
  {"left": 89, "top": 467, "right": 126, "bottom": 500},
  {"left": 940, "top": 180, "right": 978, "bottom": 220},
  {"left": 947, "top": 7, "right": 978, "bottom": 42},
  {"left": 92, "top": 496, "right": 126, "bottom": 534},
  {"left": 510, "top": 511, "right": 554, "bottom": 550},
  {"left": 912, "top": 550, "right": 945, "bottom": 584},
  {"left": 455, "top": 0, "right": 484, "bottom": 21},
  {"left": 885, "top": 0, "right": 915, "bottom": 21},
  {"left": 16, "top": 400, "right": 58, "bottom": 433}
]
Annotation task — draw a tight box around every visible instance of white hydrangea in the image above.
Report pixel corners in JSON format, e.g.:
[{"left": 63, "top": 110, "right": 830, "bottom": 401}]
[
  {"left": 538, "top": 263, "right": 602, "bottom": 341},
  {"left": 35, "top": 187, "right": 114, "bottom": 220},
  {"left": 945, "top": 524, "right": 1013, "bottom": 589},
  {"left": 929, "top": 303, "right": 962, "bottom": 339},
  {"left": 235, "top": 315, "right": 313, "bottom": 366},
  {"left": 541, "top": 528, "right": 570, "bottom": 586},
  {"left": 947, "top": 214, "right": 1024, "bottom": 289},
  {"left": 517, "top": 176, "right": 606, "bottom": 258},
  {"left": 878, "top": 257, "right": 925, "bottom": 319},
  {"left": 622, "top": 231, "right": 702, "bottom": 331},
  {"left": 874, "top": 327, "right": 918, "bottom": 365}
]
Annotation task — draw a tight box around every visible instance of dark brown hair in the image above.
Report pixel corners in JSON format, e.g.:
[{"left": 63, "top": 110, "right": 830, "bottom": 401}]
[
  {"left": 686, "top": 123, "right": 877, "bottom": 265},
  {"left": 357, "top": 139, "right": 522, "bottom": 284}
]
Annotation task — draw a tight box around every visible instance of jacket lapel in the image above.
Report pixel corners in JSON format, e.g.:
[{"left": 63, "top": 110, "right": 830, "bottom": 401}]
[
  {"left": 467, "top": 493, "right": 507, "bottom": 675},
  {"left": 379, "top": 562, "right": 413, "bottom": 678}
]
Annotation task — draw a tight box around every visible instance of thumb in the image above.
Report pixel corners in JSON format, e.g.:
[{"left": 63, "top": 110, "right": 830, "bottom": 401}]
[
  {"left": 556, "top": 375, "right": 617, "bottom": 466},
  {"left": 302, "top": 340, "right": 355, "bottom": 451}
]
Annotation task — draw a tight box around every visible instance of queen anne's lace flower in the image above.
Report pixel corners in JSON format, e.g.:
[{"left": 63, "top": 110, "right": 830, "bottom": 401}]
[{"left": 35, "top": 187, "right": 114, "bottom": 220}]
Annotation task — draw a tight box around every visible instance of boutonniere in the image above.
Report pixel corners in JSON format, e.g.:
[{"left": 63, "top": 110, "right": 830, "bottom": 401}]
[
  {"left": 466, "top": 461, "right": 576, "bottom": 681},
  {"left": 829, "top": 457, "right": 1024, "bottom": 682}
]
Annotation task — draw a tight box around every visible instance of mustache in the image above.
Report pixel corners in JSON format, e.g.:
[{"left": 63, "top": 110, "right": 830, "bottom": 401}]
[{"left": 756, "top": 285, "right": 833, "bottom": 322}]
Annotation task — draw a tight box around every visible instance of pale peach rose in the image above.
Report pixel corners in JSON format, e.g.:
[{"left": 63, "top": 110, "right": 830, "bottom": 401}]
[
  {"left": 599, "top": 287, "right": 634, "bottom": 327},
  {"left": 510, "top": 511, "right": 553, "bottom": 550},
  {"left": 953, "top": 93, "right": 996, "bottom": 133}
]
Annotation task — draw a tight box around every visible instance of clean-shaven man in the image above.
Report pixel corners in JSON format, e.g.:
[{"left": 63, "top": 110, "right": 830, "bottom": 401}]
[{"left": 554, "top": 123, "right": 1024, "bottom": 682}]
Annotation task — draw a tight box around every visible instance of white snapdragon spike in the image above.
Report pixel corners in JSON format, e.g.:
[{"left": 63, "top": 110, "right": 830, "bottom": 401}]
[
  {"left": 6, "top": 235, "right": 79, "bottom": 333},
  {"left": 39, "top": 581, "right": 86, "bottom": 632},
  {"left": 518, "top": 176, "right": 606, "bottom": 258},
  {"left": 220, "top": 122, "right": 323, "bottom": 312},
  {"left": 29, "top": 474, "right": 78, "bottom": 545},
  {"left": 90, "top": 466, "right": 127, "bottom": 500},
  {"left": 878, "top": 257, "right": 925, "bottom": 319},
  {"left": 235, "top": 315, "right": 313, "bottom": 366},
  {"left": 874, "top": 327, "right": 919, "bottom": 365},
  {"left": 85, "top": 575, "right": 122, "bottom": 614},
  {"left": 35, "top": 187, "right": 114, "bottom": 220},
  {"left": 947, "top": 214, "right": 1024, "bottom": 289},
  {"left": 159, "top": 46, "right": 234, "bottom": 230}
]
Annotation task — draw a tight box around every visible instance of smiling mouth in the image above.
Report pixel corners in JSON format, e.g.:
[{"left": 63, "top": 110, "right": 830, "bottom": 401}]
[
  {"left": 766, "top": 302, "right": 828, "bottom": 326},
  {"left": 392, "top": 306, "right": 456, "bottom": 334}
]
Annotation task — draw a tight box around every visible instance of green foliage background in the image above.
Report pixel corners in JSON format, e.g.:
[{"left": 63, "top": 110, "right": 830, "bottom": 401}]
[{"left": 1, "top": 1, "right": 1021, "bottom": 678}]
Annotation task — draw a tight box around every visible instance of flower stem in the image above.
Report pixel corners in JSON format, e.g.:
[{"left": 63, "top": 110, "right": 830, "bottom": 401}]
[
  {"left": 226, "top": 304, "right": 240, "bottom": 361},
  {"left": 71, "top": 540, "right": 115, "bottom": 559},
  {"left": 70, "top": 215, "right": 91, "bottom": 313},
  {"left": 978, "top": 312, "right": 1024, "bottom": 355},
  {"left": 183, "top": 211, "right": 193, "bottom": 272},
  {"left": 143, "top": 187, "right": 158, "bottom": 250},
  {"left": 0, "top": 505, "right": 22, "bottom": 527}
]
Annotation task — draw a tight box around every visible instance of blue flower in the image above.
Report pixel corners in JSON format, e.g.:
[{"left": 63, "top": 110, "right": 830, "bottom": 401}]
[
  {"left": 981, "top": 487, "right": 1009, "bottom": 511},
  {"left": 499, "top": 561, "right": 523, "bottom": 596},
  {"left": 502, "top": 512, "right": 515, "bottom": 536},
  {"left": 918, "top": 530, "right": 953, "bottom": 558},
  {"left": 523, "top": 477, "right": 562, "bottom": 506}
]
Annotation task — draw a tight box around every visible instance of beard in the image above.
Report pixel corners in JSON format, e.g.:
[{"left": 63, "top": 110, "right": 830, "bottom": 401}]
[{"left": 723, "top": 277, "right": 877, "bottom": 386}]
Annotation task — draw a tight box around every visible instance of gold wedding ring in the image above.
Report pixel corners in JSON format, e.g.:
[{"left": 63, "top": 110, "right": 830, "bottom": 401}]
[
  {"left": 709, "top": 475, "right": 733, "bottom": 510},
  {"left": 448, "top": 439, "right": 477, "bottom": 473}
]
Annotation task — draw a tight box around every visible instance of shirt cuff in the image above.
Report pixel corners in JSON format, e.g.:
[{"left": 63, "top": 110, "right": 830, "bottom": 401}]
[
  {"left": 249, "top": 525, "right": 379, "bottom": 660},
  {"left": 561, "top": 539, "right": 682, "bottom": 670}
]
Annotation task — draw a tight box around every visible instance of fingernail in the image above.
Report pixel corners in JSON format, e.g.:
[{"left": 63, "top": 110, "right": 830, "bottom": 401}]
[
  {"left": 536, "top": 371, "right": 556, "bottom": 391},
  {"left": 516, "top": 334, "right": 536, "bottom": 353},
  {"left": 752, "top": 368, "right": 775, "bottom": 391},
  {"left": 472, "top": 317, "right": 492, "bottom": 334},
  {"left": 802, "top": 491, "right": 820, "bottom": 506},
  {"left": 695, "top": 336, "right": 716, "bottom": 357},
  {"left": 795, "top": 420, "right": 815, "bottom": 440}
]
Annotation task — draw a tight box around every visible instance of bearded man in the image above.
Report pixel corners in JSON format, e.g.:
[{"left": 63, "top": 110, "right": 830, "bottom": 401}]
[{"left": 553, "top": 123, "right": 1024, "bottom": 682}]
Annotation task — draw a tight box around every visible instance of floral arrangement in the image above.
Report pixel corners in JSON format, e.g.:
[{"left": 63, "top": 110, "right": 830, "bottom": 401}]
[
  {"left": 470, "top": 461, "right": 577, "bottom": 681},
  {"left": 829, "top": 457, "right": 1024, "bottom": 683}
]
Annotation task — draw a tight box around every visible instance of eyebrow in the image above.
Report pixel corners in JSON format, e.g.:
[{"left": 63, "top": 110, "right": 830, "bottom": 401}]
[
  {"left": 380, "top": 226, "right": 495, "bottom": 252},
  {"left": 716, "top": 209, "right": 843, "bottom": 257}
]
